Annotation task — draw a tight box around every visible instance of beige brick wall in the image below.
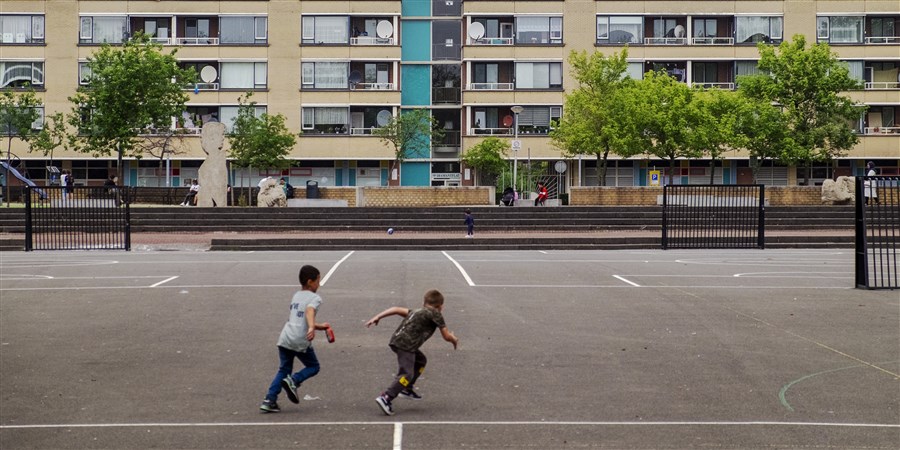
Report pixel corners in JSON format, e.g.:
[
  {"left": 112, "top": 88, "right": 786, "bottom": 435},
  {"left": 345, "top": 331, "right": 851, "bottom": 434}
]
[
  {"left": 359, "top": 187, "right": 494, "bottom": 207},
  {"left": 570, "top": 186, "right": 839, "bottom": 206},
  {"left": 295, "top": 188, "right": 358, "bottom": 208}
]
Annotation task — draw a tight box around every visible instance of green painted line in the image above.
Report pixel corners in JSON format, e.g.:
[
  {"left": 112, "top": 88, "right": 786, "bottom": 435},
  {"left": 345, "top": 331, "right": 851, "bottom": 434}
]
[{"left": 779, "top": 361, "right": 899, "bottom": 412}]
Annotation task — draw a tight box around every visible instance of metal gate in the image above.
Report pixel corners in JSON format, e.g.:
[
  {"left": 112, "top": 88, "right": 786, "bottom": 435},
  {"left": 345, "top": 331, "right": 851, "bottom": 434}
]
[
  {"left": 662, "top": 185, "right": 765, "bottom": 249},
  {"left": 854, "top": 176, "right": 899, "bottom": 289},
  {"left": 24, "top": 185, "right": 131, "bottom": 251}
]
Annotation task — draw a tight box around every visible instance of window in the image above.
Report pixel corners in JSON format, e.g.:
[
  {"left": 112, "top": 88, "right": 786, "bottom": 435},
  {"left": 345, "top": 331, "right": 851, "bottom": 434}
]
[
  {"left": 301, "top": 107, "right": 350, "bottom": 134},
  {"left": 515, "top": 106, "right": 561, "bottom": 135},
  {"left": 219, "top": 105, "right": 265, "bottom": 133},
  {"left": 302, "top": 16, "right": 349, "bottom": 44},
  {"left": 736, "top": 16, "right": 782, "bottom": 44},
  {"left": 515, "top": 16, "right": 562, "bottom": 44},
  {"left": 0, "top": 14, "right": 44, "bottom": 43},
  {"left": 0, "top": 61, "right": 43, "bottom": 88},
  {"left": 0, "top": 106, "right": 43, "bottom": 133},
  {"left": 220, "top": 16, "right": 267, "bottom": 44},
  {"left": 78, "top": 62, "right": 92, "bottom": 85},
  {"left": 597, "top": 16, "right": 642, "bottom": 44},
  {"left": 301, "top": 62, "right": 349, "bottom": 89},
  {"left": 79, "top": 16, "right": 127, "bottom": 44},
  {"left": 515, "top": 62, "right": 562, "bottom": 89},
  {"left": 843, "top": 60, "right": 864, "bottom": 84},
  {"left": 626, "top": 62, "right": 644, "bottom": 80},
  {"left": 817, "top": 16, "right": 863, "bottom": 44},
  {"left": 220, "top": 62, "right": 267, "bottom": 89}
]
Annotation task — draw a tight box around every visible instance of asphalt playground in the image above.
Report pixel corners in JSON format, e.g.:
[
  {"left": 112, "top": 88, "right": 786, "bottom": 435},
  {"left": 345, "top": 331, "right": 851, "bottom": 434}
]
[{"left": 0, "top": 248, "right": 897, "bottom": 449}]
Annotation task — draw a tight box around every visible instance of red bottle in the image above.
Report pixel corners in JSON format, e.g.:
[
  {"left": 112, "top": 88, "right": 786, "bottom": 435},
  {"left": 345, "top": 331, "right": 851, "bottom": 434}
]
[{"left": 325, "top": 327, "right": 335, "bottom": 343}]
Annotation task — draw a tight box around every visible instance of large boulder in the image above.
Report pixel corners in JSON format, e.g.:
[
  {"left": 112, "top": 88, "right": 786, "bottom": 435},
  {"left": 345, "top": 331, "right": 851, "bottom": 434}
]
[
  {"left": 821, "top": 176, "right": 855, "bottom": 204},
  {"left": 197, "top": 122, "right": 227, "bottom": 207},
  {"left": 257, "top": 177, "right": 286, "bottom": 207}
]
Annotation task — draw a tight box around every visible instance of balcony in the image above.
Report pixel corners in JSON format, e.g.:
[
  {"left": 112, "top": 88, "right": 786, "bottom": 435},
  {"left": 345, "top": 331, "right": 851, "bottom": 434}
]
[
  {"left": 469, "top": 82, "right": 514, "bottom": 91},
  {"left": 351, "top": 82, "right": 394, "bottom": 91},
  {"left": 176, "top": 37, "right": 220, "bottom": 46},
  {"left": 864, "top": 126, "right": 900, "bottom": 134},
  {"left": 691, "top": 37, "right": 734, "bottom": 46},
  {"left": 645, "top": 37, "right": 687, "bottom": 45},
  {"left": 472, "top": 127, "right": 512, "bottom": 136},
  {"left": 470, "top": 37, "right": 513, "bottom": 46},
  {"left": 350, "top": 36, "right": 393, "bottom": 46}
]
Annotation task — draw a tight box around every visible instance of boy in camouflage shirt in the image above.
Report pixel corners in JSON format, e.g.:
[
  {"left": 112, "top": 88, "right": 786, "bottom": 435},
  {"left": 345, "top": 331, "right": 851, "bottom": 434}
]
[{"left": 366, "top": 289, "right": 459, "bottom": 416}]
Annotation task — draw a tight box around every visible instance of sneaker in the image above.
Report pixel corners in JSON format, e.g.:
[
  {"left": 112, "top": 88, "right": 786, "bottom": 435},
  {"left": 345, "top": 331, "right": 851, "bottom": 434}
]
[
  {"left": 375, "top": 393, "right": 394, "bottom": 416},
  {"left": 281, "top": 377, "right": 299, "bottom": 404},
  {"left": 398, "top": 388, "right": 422, "bottom": 400},
  {"left": 259, "top": 399, "right": 280, "bottom": 413}
]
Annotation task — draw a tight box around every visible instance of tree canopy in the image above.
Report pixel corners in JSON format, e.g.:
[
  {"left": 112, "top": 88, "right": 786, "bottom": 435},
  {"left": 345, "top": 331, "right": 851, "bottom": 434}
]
[
  {"left": 738, "top": 35, "right": 863, "bottom": 182},
  {"left": 227, "top": 93, "right": 296, "bottom": 170},
  {"left": 372, "top": 108, "right": 443, "bottom": 185},
  {"left": 67, "top": 33, "right": 196, "bottom": 180},
  {"left": 462, "top": 136, "right": 510, "bottom": 185},
  {"left": 1, "top": 89, "right": 42, "bottom": 206}
]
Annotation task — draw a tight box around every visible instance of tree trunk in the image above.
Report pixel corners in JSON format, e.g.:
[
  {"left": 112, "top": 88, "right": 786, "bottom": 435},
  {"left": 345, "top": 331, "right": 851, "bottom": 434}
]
[
  {"left": 709, "top": 158, "right": 716, "bottom": 185},
  {"left": 597, "top": 146, "right": 610, "bottom": 186},
  {"left": 668, "top": 157, "right": 678, "bottom": 185}
]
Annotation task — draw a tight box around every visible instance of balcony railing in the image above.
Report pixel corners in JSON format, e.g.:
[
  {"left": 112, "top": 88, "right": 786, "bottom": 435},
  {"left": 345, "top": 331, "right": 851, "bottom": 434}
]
[
  {"left": 350, "top": 36, "right": 394, "bottom": 46},
  {"left": 138, "top": 127, "right": 202, "bottom": 136},
  {"left": 351, "top": 82, "right": 394, "bottom": 91},
  {"left": 693, "top": 82, "right": 735, "bottom": 90},
  {"left": 184, "top": 83, "right": 219, "bottom": 91},
  {"left": 865, "top": 81, "right": 900, "bottom": 90},
  {"left": 691, "top": 37, "right": 734, "bottom": 45},
  {"left": 865, "top": 36, "right": 900, "bottom": 44},
  {"left": 472, "top": 127, "right": 512, "bottom": 136},
  {"left": 470, "top": 37, "right": 513, "bottom": 46},
  {"left": 433, "top": 87, "right": 460, "bottom": 104},
  {"left": 176, "top": 37, "right": 219, "bottom": 46},
  {"left": 645, "top": 37, "right": 688, "bottom": 45},
  {"left": 350, "top": 127, "right": 377, "bottom": 135},
  {"left": 864, "top": 126, "right": 900, "bottom": 135},
  {"left": 469, "top": 82, "right": 514, "bottom": 90}
]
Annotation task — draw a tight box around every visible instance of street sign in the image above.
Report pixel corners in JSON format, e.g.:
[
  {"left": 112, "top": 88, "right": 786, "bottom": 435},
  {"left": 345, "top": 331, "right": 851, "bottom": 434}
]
[{"left": 511, "top": 139, "right": 522, "bottom": 150}]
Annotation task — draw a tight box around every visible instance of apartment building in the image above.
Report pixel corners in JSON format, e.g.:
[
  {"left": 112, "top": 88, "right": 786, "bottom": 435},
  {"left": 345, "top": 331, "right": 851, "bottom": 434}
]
[{"left": 1, "top": 1, "right": 898, "bottom": 190}]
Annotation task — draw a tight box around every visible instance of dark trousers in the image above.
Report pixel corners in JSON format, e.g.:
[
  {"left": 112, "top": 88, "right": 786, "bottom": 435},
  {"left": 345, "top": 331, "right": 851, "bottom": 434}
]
[
  {"left": 266, "top": 346, "right": 320, "bottom": 402},
  {"left": 384, "top": 345, "right": 427, "bottom": 400}
]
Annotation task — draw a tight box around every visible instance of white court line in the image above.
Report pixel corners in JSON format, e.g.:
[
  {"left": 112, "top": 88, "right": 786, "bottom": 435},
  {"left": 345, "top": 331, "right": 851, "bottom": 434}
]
[
  {"left": 613, "top": 275, "right": 640, "bottom": 287},
  {"left": 393, "top": 423, "right": 403, "bottom": 450},
  {"left": 477, "top": 284, "right": 853, "bottom": 289},
  {"left": 537, "top": 250, "right": 548, "bottom": 254},
  {"left": 150, "top": 276, "right": 178, "bottom": 288},
  {"left": 321, "top": 251, "right": 354, "bottom": 286},
  {"left": 442, "top": 251, "right": 475, "bottom": 286},
  {"left": 1, "top": 420, "right": 896, "bottom": 430}
]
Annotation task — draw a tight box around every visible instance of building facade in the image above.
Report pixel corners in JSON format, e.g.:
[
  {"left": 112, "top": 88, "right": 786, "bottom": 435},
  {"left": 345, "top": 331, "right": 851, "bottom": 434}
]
[{"left": 1, "top": 1, "right": 898, "bottom": 190}]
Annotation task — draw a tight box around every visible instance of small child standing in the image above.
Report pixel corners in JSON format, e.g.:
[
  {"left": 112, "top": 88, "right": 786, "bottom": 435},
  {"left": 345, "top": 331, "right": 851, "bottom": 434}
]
[
  {"left": 464, "top": 209, "right": 474, "bottom": 238},
  {"left": 260, "top": 265, "right": 330, "bottom": 413},
  {"left": 366, "top": 289, "right": 459, "bottom": 416}
]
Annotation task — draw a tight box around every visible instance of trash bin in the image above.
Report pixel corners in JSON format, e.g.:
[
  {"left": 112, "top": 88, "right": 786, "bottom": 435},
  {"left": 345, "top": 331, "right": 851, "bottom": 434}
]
[{"left": 306, "top": 180, "right": 320, "bottom": 199}]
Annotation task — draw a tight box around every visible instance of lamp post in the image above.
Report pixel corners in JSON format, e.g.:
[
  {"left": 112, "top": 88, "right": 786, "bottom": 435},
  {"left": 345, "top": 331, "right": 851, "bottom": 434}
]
[{"left": 510, "top": 105, "right": 524, "bottom": 199}]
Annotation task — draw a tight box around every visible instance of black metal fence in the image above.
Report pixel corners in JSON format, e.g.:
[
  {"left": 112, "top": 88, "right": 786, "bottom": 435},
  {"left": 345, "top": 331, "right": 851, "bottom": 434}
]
[
  {"left": 662, "top": 185, "right": 765, "bottom": 249},
  {"left": 854, "top": 176, "right": 899, "bottom": 289},
  {"left": 24, "top": 186, "right": 132, "bottom": 251}
]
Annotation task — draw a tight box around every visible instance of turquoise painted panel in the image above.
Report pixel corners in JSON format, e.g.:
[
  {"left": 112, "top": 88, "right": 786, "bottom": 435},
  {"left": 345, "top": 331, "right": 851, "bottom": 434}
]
[
  {"left": 348, "top": 168, "right": 356, "bottom": 186},
  {"left": 381, "top": 168, "right": 388, "bottom": 186},
  {"left": 401, "top": 21, "right": 430, "bottom": 62},
  {"left": 335, "top": 168, "right": 343, "bottom": 186},
  {"left": 401, "top": 162, "right": 430, "bottom": 186},
  {"left": 638, "top": 168, "right": 646, "bottom": 186},
  {"left": 128, "top": 168, "right": 137, "bottom": 187},
  {"left": 401, "top": 65, "right": 431, "bottom": 106},
  {"left": 723, "top": 167, "right": 731, "bottom": 184},
  {"left": 402, "top": 0, "right": 430, "bottom": 17}
]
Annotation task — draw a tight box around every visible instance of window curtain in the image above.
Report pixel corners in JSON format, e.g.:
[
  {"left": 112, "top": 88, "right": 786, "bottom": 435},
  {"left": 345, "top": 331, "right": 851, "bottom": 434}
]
[
  {"left": 830, "top": 17, "right": 863, "bottom": 43},
  {"left": 844, "top": 61, "right": 864, "bottom": 82},
  {"left": 93, "top": 16, "right": 126, "bottom": 43},
  {"left": 221, "top": 62, "right": 255, "bottom": 89},
  {"left": 0, "top": 62, "right": 42, "bottom": 87},
  {"left": 735, "top": 61, "right": 760, "bottom": 77},
  {"left": 315, "top": 107, "right": 348, "bottom": 125},
  {"left": 736, "top": 16, "right": 770, "bottom": 43},
  {"left": 516, "top": 16, "right": 549, "bottom": 44},
  {"left": 315, "top": 17, "right": 349, "bottom": 44},
  {"left": 626, "top": 62, "right": 644, "bottom": 80},
  {"left": 220, "top": 106, "right": 265, "bottom": 132},
  {"left": 516, "top": 63, "right": 535, "bottom": 88},
  {"left": 1, "top": 16, "right": 31, "bottom": 42},
  {"left": 221, "top": 17, "right": 255, "bottom": 44},
  {"left": 610, "top": 17, "right": 642, "bottom": 43},
  {"left": 316, "top": 62, "right": 348, "bottom": 89}
]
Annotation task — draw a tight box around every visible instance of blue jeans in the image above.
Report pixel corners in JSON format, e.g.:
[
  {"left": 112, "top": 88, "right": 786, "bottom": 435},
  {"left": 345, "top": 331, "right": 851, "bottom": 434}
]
[{"left": 266, "top": 346, "right": 320, "bottom": 402}]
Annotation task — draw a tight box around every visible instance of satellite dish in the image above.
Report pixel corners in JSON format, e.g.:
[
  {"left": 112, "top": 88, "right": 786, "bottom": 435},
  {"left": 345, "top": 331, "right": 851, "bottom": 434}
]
[
  {"left": 349, "top": 71, "right": 363, "bottom": 84},
  {"left": 376, "top": 110, "right": 392, "bottom": 126},
  {"left": 674, "top": 25, "right": 686, "bottom": 38},
  {"left": 468, "top": 22, "right": 485, "bottom": 40},
  {"left": 376, "top": 20, "right": 393, "bottom": 38},
  {"left": 502, "top": 115, "right": 513, "bottom": 127},
  {"left": 200, "top": 65, "right": 218, "bottom": 83}
]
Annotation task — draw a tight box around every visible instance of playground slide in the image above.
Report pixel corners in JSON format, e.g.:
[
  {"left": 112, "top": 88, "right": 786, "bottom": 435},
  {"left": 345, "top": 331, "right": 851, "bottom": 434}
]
[{"left": 1, "top": 161, "right": 47, "bottom": 199}]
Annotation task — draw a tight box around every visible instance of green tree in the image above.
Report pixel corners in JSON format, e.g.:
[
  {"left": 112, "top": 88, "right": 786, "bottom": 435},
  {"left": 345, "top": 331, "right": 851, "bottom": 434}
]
[
  {"left": 731, "top": 94, "right": 792, "bottom": 184},
  {"left": 617, "top": 70, "right": 703, "bottom": 183},
  {"left": 29, "top": 112, "right": 70, "bottom": 167},
  {"left": 738, "top": 35, "right": 863, "bottom": 184},
  {"left": 1, "top": 89, "right": 42, "bottom": 206},
  {"left": 67, "top": 33, "right": 196, "bottom": 182},
  {"left": 691, "top": 88, "right": 743, "bottom": 184},
  {"left": 373, "top": 108, "right": 443, "bottom": 185},
  {"left": 227, "top": 93, "right": 297, "bottom": 201},
  {"left": 461, "top": 136, "right": 509, "bottom": 186},
  {"left": 550, "top": 49, "right": 630, "bottom": 186}
]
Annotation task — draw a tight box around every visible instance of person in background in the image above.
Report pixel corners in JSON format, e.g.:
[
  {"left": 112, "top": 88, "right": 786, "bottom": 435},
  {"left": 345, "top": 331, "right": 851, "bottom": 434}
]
[
  {"left": 864, "top": 161, "right": 879, "bottom": 205},
  {"left": 181, "top": 179, "right": 200, "bottom": 206},
  {"left": 534, "top": 182, "right": 549, "bottom": 206}
]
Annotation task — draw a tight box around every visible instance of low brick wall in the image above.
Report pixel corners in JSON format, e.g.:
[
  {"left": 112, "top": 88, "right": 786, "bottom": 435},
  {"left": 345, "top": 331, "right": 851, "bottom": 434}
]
[
  {"left": 359, "top": 187, "right": 494, "bottom": 207},
  {"left": 295, "top": 187, "right": 358, "bottom": 207},
  {"left": 570, "top": 186, "right": 831, "bottom": 206}
]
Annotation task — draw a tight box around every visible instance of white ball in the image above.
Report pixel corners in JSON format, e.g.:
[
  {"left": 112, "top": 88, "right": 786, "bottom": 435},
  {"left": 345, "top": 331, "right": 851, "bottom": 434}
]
[{"left": 387, "top": 228, "right": 394, "bottom": 235}]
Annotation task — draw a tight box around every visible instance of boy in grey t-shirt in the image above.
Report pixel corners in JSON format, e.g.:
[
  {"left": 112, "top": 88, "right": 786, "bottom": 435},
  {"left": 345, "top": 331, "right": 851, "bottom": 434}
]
[
  {"left": 260, "top": 265, "right": 330, "bottom": 413},
  {"left": 366, "top": 289, "right": 459, "bottom": 416}
]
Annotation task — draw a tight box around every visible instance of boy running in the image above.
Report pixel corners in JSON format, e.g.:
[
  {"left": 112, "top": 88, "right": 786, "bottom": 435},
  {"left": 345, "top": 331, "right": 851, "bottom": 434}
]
[{"left": 366, "top": 289, "right": 459, "bottom": 416}]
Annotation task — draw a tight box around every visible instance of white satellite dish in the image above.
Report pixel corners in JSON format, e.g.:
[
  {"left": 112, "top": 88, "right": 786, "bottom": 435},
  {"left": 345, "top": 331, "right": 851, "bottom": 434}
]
[
  {"left": 376, "top": 20, "right": 393, "bottom": 38},
  {"left": 200, "top": 65, "right": 218, "bottom": 83},
  {"left": 468, "top": 22, "right": 485, "bottom": 40},
  {"left": 376, "top": 110, "right": 392, "bottom": 126}
]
